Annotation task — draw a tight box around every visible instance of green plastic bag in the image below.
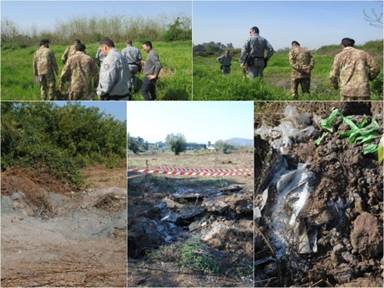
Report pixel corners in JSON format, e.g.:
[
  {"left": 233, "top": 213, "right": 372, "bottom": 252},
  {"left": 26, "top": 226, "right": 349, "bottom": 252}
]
[
  {"left": 363, "top": 143, "right": 378, "bottom": 155},
  {"left": 320, "top": 109, "right": 340, "bottom": 133},
  {"left": 318, "top": 109, "right": 380, "bottom": 156},
  {"left": 315, "top": 132, "right": 329, "bottom": 146},
  {"left": 339, "top": 118, "right": 380, "bottom": 145}
]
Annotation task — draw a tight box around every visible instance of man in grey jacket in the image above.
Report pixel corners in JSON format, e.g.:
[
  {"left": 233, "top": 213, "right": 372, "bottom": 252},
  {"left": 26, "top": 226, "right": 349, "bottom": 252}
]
[
  {"left": 142, "top": 41, "right": 162, "bottom": 100},
  {"left": 96, "top": 37, "right": 131, "bottom": 100},
  {"left": 121, "top": 40, "right": 142, "bottom": 93},
  {"left": 240, "top": 26, "right": 274, "bottom": 78}
]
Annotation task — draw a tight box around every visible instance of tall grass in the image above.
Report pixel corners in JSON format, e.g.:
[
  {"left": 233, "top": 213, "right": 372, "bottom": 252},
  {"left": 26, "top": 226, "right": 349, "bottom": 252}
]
[
  {"left": 1, "top": 41, "right": 192, "bottom": 100},
  {"left": 193, "top": 40, "right": 383, "bottom": 101},
  {"left": 1, "top": 16, "right": 191, "bottom": 49}
]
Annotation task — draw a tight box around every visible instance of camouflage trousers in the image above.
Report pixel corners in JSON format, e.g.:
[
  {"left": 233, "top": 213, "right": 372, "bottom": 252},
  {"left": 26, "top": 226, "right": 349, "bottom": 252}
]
[
  {"left": 291, "top": 77, "right": 310, "bottom": 97},
  {"left": 39, "top": 74, "right": 56, "bottom": 100},
  {"left": 69, "top": 89, "right": 95, "bottom": 100},
  {"left": 341, "top": 95, "right": 370, "bottom": 101}
]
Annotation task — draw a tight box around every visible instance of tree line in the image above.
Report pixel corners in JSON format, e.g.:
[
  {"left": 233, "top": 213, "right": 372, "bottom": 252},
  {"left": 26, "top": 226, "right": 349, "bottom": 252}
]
[
  {"left": 129, "top": 133, "right": 236, "bottom": 155},
  {"left": 1, "top": 16, "right": 192, "bottom": 49}
]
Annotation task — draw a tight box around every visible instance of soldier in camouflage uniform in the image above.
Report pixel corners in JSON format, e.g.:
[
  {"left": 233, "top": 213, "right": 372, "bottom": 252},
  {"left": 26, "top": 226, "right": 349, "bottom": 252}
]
[
  {"left": 330, "top": 38, "right": 380, "bottom": 100},
  {"left": 60, "top": 43, "right": 99, "bottom": 100},
  {"left": 288, "top": 41, "right": 314, "bottom": 98},
  {"left": 240, "top": 26, "right": 274, "bottom": 78},
  {"left": 33, "top": 39, "right": 58, "bottom": 100},
  {"left": 61, "top": 39, "right": 81, "bottom": 64},
  {"left": 217, "top": 50, "right": 232, "bottom": 74}
]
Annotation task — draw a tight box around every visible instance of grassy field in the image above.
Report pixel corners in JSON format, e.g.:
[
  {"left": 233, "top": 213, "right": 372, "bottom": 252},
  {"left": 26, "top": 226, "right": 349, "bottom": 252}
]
[
  {"left": 128, "top": 149, "right": 253, "bottom": 172},
  {"left": 193, "top": 42, "right": 383, "bottom": 101},
  {"left": 1, "top": 40, "right": 192, "bottom": 100}
]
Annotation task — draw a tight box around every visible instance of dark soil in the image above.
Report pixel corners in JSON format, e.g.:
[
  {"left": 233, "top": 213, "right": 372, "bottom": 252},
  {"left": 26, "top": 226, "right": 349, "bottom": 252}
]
[{"left": 254, "top": 102, "right": 383, "bottom": 287}]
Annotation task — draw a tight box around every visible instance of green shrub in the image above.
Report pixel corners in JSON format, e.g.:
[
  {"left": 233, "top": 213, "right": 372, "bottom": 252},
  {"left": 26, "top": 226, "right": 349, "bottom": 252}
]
[{"left": 1, "top": 102, "right": 126, "bottom": 189}]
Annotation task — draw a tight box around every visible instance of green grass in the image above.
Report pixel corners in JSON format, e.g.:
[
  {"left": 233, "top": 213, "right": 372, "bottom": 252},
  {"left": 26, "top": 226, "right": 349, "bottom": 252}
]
[
  {"left": 178, "top": 239, "right": 221, "bottom": 274},
  {"left": 193, "top": 50, "right": 383, "bottom": 101},
  {"left": 1, "top": 41, "right": 192, "bottom": 100},
  {"left": 145, "top": 239, "right": 221, "bottom": 275}
]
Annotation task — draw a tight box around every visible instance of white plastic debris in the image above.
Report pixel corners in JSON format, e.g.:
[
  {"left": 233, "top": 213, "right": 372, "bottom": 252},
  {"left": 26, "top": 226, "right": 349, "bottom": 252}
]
[
  {"left": 269, "top": 163, "right": 316, "bottom": 257},
  {"left": 255, "top": 105, "right": 315, "bottom": 154}
]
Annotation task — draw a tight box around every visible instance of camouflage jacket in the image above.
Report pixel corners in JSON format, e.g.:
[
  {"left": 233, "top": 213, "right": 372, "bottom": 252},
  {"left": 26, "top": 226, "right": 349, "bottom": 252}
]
[
  {"left": 61, "top": 44, "right": 77, "bottom": 64},
  {"left": 33, "top": 46, "right": 58, "bottom": 76},
  {"left": 288, "top": 47, "right": 314, "bottom": 78},
  {"left": 60, "top": 51, "right": 98, "bottom": 95},
  {"left": 330, "top": 47, "right": 380, "bottom": 97}
]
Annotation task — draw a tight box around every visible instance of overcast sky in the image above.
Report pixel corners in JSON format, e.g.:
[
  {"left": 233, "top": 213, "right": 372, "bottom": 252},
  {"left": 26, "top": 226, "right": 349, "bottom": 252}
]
[
  {"left": 193, "top": 1, "right": 383, "bottom": 49},
  {"left": 127, "top": 101, "right": 253, "bottom": 143}
]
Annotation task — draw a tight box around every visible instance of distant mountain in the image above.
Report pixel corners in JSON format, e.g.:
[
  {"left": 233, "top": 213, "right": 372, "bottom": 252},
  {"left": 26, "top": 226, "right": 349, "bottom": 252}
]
[{"left": 225, "top": 138, "right": 253, "bottom": 147}]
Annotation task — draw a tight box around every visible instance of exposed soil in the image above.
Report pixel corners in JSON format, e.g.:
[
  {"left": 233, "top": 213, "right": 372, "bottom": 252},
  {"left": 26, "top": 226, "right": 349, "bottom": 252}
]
[
  {"left": 128, "top": 152, "right": 254, "bottom": 287},
  {"left": 254, "top": 102, "right": 383, "bottom": 287},
  {"left": 1, "top": 164, "right": 127, "bottom": 287}
]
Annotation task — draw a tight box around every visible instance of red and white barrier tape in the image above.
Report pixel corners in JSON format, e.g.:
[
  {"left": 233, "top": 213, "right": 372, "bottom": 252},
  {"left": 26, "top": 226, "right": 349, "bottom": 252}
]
[{"left": 128, "top": 166, "right": 252, "bottom": 177}]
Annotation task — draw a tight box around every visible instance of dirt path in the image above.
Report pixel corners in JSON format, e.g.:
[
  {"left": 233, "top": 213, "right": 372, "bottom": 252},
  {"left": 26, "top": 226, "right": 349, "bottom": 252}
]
[{"left": 1, "top": 164, "right": 127, "bottom": 287}]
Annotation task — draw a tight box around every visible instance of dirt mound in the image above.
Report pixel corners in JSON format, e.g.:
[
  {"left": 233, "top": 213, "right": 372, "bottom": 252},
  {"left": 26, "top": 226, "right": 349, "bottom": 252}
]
[
  {"left": 1, "top": 168, "right": 73, "bottom": 218},
  {"left": 93, "top": 193, "right": 126, "bottom": 212},
  {"left": 255, "top": 103, "right": 383, "bottom": 286},
  {"left": 2, "top": 168, "right": 72, "bottom": 196}
]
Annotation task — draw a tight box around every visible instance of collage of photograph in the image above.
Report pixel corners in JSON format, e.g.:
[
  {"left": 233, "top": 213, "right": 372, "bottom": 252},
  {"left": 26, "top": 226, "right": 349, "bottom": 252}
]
[{"left": 1, "top": 0, "right": 383, "bottom": 287}]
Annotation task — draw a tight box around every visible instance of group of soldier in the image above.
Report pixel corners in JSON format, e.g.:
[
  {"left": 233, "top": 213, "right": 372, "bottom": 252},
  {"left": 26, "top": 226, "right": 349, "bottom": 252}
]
[
  {"left": 33, "top": 37, "right": 162, "bottom": 100},
  {"left": 216, "top": 26, "right": 381, "bottom": 100}
]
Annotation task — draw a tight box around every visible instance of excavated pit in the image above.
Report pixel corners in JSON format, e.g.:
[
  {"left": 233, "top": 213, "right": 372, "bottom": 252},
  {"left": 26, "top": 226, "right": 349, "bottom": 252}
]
[
  {"left": 254, "top": 103, "right": 383, "bottom": 287},
  {"left": 128, "top": 176, "right": 253, "bottom": 286},
  {"left": 1, "top": 168, "right": 127, "bottom": 287}
]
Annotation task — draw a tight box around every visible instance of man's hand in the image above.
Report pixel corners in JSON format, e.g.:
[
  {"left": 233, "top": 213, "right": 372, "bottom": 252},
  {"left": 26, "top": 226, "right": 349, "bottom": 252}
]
[
  {"left": 330, "top": 78, "right": 339, "bottom": 90},
  {"left": 148, "top": 74, "right": 157, "bottom": 80},
  {"left": 302, "top": 66, "right": 311, "bottom": 74}
]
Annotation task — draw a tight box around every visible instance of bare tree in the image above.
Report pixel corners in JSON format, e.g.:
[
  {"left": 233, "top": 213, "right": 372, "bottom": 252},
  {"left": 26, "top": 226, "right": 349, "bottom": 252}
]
[{"left": 364, "top": 8, "right": 383, "bottom": 28}]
